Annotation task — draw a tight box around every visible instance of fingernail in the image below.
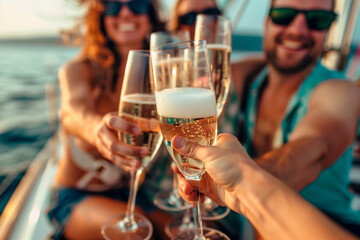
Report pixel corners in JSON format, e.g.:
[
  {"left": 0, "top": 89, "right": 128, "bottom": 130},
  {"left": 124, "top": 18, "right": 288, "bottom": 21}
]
[
  {"left": 132, "top": 127, "right": 142, "bottom": 135},
  {"left": 173, "top": 136, "right": 186, "bottom": 149}
]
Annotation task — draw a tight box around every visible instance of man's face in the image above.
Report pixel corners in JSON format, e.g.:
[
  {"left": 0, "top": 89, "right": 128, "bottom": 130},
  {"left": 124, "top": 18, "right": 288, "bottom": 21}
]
[{"left": 264, "top": 0, "right": 333, "bottom": 74}]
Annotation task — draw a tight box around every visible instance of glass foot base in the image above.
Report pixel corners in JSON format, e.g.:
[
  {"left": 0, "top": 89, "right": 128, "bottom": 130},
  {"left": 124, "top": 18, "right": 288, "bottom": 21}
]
[
  {"left": 101, "top": 213, "right": 153, "bottom": 240},
  {"left": 201, "top": 205, "right": 230, "bottom": 221},
  {"left": 172, "top": 227, "right": 230, "bottom": 240},
  {"left": 165, "top": 215, "right": 197, "bottom": 238},
  {"left": 154, "top": 191, "right": 191, "bottom": 211}
]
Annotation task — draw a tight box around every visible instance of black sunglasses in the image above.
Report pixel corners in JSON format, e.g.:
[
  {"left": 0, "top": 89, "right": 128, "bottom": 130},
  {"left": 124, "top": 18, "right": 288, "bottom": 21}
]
[
  {"left": 104, "top": 0, "right": 150, "bottom": 16},
  {"left": 269, "top": 7, "right": 337, "bottom": 30},
  {"left": 178, "top": 8, "right": 222, "bottom": 26}
]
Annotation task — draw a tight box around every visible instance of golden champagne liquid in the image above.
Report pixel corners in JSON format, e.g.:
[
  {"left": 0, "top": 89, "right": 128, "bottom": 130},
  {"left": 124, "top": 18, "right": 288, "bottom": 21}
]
[
  {"left": 208, "top": 44, "right": 231, "bottom": 116},
  {"left": 155, "top": 87, "right": 217, "bottom": 181},
  {"left": 159, "top": 115, "right": 217, "bottom": 180},
  {"left": 118, "top": 94, "right": 162, "bottom": 168}
]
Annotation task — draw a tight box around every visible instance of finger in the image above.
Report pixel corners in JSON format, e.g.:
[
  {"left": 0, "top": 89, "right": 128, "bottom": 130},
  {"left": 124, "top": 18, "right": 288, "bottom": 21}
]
[
  {"left": 215, "top": 133, "right": 243, "bottom": 151},
  {"left": 98, "top": 126, "right": 149, "bottom": 157},
  {"left": 104, "top": 113, "right": 142, "bottom": 135},
  {"left": 96, "top": 137, "right": 140, "bottom": 170},
  {"left": 171, "top": 136, "right": 211, "bottom": 161}
]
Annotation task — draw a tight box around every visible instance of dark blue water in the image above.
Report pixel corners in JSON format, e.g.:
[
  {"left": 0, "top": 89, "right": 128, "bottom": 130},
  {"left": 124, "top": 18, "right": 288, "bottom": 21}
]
[{"left": 0, "top": 41, "right": 79, "bottom": 213}]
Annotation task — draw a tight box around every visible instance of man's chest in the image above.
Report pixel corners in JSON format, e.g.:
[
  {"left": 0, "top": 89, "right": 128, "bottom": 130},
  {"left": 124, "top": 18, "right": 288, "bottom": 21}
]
[{"left": 252, "top": 90, "right": 290, "bottom": 155}]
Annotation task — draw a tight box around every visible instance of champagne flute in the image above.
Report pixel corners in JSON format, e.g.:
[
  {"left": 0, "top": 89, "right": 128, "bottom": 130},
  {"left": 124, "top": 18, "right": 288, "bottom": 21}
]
[
  {"left": 194, "top": 14, "right": 232, "bottom": 221},
  {"left": 151, "top": 40, "right": 229, "bottom": 240},
  {"left": 195, "top": 14, "right": 232, "bottom": 117},
  {"left": 150, "top": 30, "right": 192, "bottom": 212},
  {"left": 101, "top": 50, "right": 163, "bottom": 240}
]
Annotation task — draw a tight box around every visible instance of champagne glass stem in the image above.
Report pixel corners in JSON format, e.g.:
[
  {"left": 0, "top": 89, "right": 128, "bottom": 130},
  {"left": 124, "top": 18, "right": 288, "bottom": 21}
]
[
  {"left": 193, "top": 186, "right": 205, "bottom": 240},
  {"left": 123, "top": 167, "right": 144, "bottom": 229},
  {"left": 182, "top": 207, "right": 192, "bottom": 227}
]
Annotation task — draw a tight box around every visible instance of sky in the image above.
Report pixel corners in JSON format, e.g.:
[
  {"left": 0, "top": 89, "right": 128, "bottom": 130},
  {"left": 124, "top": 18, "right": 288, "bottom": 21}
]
[
  {"left": 0, "top": 0, "right": 269, "bottom": 39},
  {"left": 0, "top": 0, "right": 86, "bottom": 38}
]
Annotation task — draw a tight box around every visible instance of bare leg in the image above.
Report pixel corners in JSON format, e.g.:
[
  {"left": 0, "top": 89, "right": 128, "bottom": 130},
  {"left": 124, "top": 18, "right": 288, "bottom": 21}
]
[{"left": 63, "top": 196, "right": 146, "bottom": 240}]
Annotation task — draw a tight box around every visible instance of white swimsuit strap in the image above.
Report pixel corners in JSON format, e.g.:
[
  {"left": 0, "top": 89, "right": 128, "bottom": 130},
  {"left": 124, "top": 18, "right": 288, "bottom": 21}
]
[{"left": 68, "top": 136, "right": 126, "bottom": 191}]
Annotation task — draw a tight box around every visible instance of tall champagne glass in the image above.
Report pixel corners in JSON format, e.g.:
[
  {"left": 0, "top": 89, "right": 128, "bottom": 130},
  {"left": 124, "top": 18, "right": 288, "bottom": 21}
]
[
  {"left": 150, "top": 30, "right": 192, "bottom": 212},
  {"left": 101, "top": 50, "right": 163, "bottom": 240},
  {"left": 195, "top": 14, "right": 232, "bottom": 117},
  {"left": 151, "top": 40, "right": 229, "bottom": 240},
  {"left": 194, "top": 14, "right": 232, "bottom": 221}
]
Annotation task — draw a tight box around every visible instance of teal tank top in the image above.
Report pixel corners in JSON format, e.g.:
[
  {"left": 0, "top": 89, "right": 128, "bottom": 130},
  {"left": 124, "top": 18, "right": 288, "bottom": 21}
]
[{"left": 241, "top": 61, "right": 360, "bottom": 224}]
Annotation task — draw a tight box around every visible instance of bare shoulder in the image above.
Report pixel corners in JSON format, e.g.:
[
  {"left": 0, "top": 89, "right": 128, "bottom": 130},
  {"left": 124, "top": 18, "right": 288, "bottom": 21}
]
[
  {"left": 58, "top": 59, "right": 97, "bottom": 102},
  {"left": 310, "top": 79, "right": 360, "bottom": 116},
  {"left": 312, "top": 79, "right": 360, "bottom": 103},
  {"left": 59, "top": 59, "right": 93, "bottom": 85}
]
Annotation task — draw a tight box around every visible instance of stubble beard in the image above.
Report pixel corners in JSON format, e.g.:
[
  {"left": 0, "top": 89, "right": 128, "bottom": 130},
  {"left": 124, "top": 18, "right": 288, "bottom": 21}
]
[{"left": 265, "top": 48, "right": 317, "bottom": 75}]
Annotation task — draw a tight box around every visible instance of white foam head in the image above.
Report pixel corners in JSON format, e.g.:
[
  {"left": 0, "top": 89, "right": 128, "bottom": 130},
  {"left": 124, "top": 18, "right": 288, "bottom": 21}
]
[{"left": 155, "top": 87, "right": 216, "bottom": 118}]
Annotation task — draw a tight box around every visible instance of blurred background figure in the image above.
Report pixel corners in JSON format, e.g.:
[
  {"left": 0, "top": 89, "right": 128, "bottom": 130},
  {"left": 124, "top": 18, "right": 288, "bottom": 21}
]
[{"left": 167, "top": 0, "right": 221, "bottom": 39}]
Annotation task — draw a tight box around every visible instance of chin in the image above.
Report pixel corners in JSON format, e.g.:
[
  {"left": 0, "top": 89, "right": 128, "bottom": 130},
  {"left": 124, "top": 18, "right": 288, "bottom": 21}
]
[
  {"left": 115, "top": 36, "right": 144, "bottom": 46},
  {"left": 273, "top": 62, "right": 314, "bottom": 74},
  {"left": 266, "top": 50, "right": 316, "bottom": 74}
]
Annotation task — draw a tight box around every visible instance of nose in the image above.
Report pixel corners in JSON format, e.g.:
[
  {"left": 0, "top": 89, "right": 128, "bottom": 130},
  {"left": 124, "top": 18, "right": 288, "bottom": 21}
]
[
  {"left": 117, "top": 4, "right": 133, "bottom": 16},
  {"left": 287, "top": 13, "right": 310, "bottom": 35}
]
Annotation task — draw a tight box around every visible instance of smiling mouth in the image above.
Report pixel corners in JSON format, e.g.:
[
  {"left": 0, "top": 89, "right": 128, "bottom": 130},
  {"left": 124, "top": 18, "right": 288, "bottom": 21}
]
[
  {"left": 277, "top": 35, "right": 313, "bottom": 50},
  {"left": 118, "top": 23, "right": 136, "bottom": 32},
  {"left": 282, "top": 40, "right": 306, "bottom": 50}
]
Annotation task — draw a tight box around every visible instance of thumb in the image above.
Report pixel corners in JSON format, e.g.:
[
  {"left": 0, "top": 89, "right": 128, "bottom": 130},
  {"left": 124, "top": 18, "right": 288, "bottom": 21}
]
[{"left": 171, "top": 135, "right": 210, "bottom": 162}]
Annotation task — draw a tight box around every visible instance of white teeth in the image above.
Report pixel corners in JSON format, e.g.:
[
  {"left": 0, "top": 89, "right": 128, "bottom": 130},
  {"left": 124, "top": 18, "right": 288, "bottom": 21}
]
[
  {"left": 282, "top": 40, "right": 303, "bottom": 49},
  {"left": 119, "top": 23, "right": 136, "bottom": 31}
]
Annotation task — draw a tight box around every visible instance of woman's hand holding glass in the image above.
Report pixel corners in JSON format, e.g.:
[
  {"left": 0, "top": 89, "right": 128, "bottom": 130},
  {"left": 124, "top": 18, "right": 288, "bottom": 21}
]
[{"left": 93, "top": 111, "right": 150, "bottom": 170}]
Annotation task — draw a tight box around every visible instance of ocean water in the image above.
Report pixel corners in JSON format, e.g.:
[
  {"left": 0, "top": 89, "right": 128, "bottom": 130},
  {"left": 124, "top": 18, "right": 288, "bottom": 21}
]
[{"left": 0, "top": 41, "right": 80, "bottom": 212}]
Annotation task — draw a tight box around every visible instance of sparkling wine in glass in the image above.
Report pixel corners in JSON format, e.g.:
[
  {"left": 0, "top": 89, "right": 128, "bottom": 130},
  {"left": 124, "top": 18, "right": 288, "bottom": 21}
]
[
  {"left": 195, "top": 14, "right": 232, "bottom": 117},
  {"left": 101, "top": 50, "right": 163, "bottom": 240},
  {"left": 151, "top": 40, "right": 229, "bottom": 240},
  {"left": 194, "top": 14, "right": 232, "bottom": 221}
]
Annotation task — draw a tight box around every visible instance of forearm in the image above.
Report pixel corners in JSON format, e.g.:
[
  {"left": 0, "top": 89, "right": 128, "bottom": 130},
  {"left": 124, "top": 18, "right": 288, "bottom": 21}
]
[
  {"left": 61, "top": 104, "right": 103, "bottom": 146},
  {"left": 256, "top": 136, "right": 328, "bottom": 191},
  {"left": 233, "top": 165, "right": 357, "bottom": 240}
]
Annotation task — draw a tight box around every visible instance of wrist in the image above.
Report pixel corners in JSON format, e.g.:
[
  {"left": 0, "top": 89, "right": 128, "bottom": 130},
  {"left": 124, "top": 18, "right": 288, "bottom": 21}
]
[
  {"left": 225, "top": 162, "right": 264, "bottom": 213},
  {"left": 233, "top": 162, "right": 274, "bottom": 215}
]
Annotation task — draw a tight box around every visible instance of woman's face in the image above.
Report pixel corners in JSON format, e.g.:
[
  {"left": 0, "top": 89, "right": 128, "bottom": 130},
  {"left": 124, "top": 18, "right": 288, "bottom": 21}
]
[
  {"left": 104, "top": 0, "right": 152, "bottom": 47},
  {"left": 177, "top": 0, "right": 217, "bottom": 39}
]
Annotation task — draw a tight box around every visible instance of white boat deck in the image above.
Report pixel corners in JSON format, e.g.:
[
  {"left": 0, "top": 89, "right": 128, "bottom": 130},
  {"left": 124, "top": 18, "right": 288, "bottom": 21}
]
[
  {"left": 8, "top": 160, "right": 57, "bottom": 240},
  {"left": 0, "top": 137, "right": 59, "bottom": 240}
]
